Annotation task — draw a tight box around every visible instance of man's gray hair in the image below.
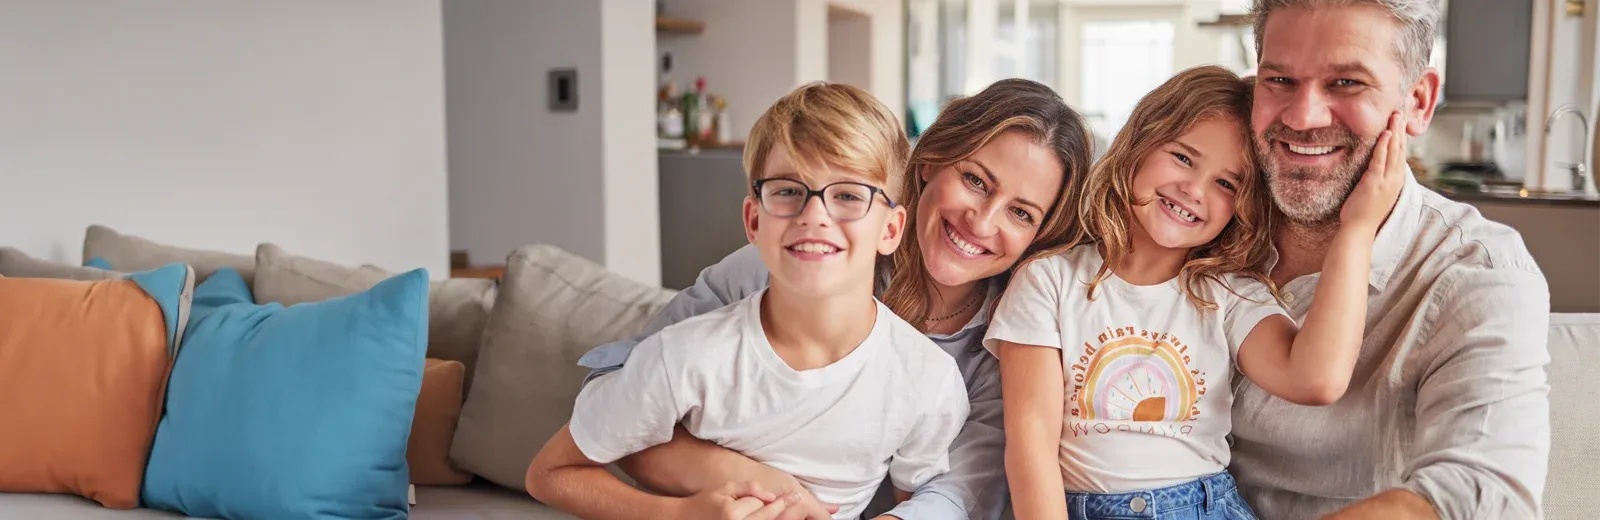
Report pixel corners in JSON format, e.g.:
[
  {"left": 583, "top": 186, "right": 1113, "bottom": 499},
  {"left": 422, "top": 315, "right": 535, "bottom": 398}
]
[{"left": 1251, "top": 0, "right": 1442, "bottom": 83}]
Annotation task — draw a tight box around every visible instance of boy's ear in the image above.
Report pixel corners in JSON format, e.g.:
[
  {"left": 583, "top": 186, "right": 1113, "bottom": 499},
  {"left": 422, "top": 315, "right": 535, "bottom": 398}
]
[
  {"left": 877, "top": 205, "right": 909, "bottom": 255},
  {"left": 743, "top": 196, "right": 761, "bottom": 245}
]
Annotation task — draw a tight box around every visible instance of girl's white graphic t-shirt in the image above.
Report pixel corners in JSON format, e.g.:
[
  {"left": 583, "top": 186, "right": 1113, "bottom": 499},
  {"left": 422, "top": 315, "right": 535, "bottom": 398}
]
[{"left": 983, "top": 245, "right": 1286, "bottom": 493}]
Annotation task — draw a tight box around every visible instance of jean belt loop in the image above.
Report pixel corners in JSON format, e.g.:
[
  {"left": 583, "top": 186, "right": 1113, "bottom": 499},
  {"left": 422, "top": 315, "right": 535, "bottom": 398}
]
[{"left": 1202, "top": 476, "right": 1216, "bottom": 513}]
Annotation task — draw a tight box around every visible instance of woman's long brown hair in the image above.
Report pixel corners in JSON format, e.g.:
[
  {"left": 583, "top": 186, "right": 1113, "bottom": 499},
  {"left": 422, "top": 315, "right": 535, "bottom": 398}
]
[
  {"left": 880, "top": 79, "right": 1095, "bottom": 330},
  {"left": 1033, "top": 65, "right": 1276, "bottom": 310}
]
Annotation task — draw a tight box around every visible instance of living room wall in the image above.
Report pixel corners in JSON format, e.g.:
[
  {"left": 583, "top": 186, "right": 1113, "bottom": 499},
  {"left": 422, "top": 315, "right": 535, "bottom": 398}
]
[
  {"left": 0, "top": 0, "right": 450, "bottom": 276},
  {"left": 444, "top": 0, "right": 661, "bottom": 286}
]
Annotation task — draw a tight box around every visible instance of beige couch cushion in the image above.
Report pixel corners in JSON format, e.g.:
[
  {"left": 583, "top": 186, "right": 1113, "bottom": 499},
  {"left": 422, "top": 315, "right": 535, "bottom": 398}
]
[
  {"left": 1545, "top": 313, "right": 1600, "bottom": 520},
  {"left": 451, "top": 245, "right": 675, "bottom": 491},
  {"left": 251, "top": 243, "right": 497, "bottom": 393},
  {"left": 0, "top": 484, "right": 573, "bottom": 519},
  {"left": 0, "top": 248, "right": 122, "bottom": 281},
  {"left": 83, "top": 225, "right": 254, "bottom": 284},
  {"left": 411, "top": 483, "right": 575, "bottom": 519}
]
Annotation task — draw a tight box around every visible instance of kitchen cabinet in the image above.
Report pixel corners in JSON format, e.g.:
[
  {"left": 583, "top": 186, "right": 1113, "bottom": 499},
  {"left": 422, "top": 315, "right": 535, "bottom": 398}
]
[{"left": 1443, "top": 0, "right": 1533, "bottom": 104}]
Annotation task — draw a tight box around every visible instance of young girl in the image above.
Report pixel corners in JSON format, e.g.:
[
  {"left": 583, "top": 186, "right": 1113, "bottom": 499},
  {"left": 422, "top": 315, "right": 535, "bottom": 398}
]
[{"left": 985, "top": 65, "right": 1405, "bottom": 520}]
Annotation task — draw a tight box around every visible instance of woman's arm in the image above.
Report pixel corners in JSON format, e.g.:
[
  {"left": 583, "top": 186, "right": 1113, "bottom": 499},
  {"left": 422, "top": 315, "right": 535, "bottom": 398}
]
[
  {"left": 618, "top": 426, "right": 838, "bottom": 520},
  {"left": 527, "top": 426, "right": 799, "bottom": 520},
  {"left": 998, "top": 340, "right": 1069, "bottom": 520},
  {"left": 527, "top": 426, "right": 691, "bottom": 519}
]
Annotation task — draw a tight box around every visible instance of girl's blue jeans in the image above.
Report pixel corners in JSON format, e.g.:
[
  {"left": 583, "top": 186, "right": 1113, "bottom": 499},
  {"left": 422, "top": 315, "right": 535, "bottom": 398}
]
[{"left": 1064, "top": 472, "right": 1258, "bottom": 520}]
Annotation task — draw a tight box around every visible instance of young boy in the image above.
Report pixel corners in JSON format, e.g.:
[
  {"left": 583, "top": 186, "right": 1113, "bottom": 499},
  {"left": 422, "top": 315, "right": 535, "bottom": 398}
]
[{"left": 525, "top": 83, "right": 970, "bottom": 520}]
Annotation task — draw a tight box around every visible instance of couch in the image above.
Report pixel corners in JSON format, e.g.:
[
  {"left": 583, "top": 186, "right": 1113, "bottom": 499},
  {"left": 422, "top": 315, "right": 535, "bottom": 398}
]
[{"left": 0, "top": 225, "right": 1595, "bottom": 520}]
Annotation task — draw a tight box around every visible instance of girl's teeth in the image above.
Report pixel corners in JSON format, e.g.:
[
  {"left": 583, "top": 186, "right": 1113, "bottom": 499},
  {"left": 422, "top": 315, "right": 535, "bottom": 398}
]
[
  {"left": 1161, "top": 198, "right": 1198, "bottom": 223},
  {"left": 791, "top": 243, "right": 838, "bottom": 254},
  {"left": 945, "top": 223, "right": 987, "bottom": 256},
  {"left": 1287, "top": 144, "right": 1336, "bottom": 155}
]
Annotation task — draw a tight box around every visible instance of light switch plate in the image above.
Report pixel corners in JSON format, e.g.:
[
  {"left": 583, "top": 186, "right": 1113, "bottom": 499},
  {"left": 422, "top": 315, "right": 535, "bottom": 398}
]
[{"left": 549, "top": 68, "right": 578, "bottom": 112}]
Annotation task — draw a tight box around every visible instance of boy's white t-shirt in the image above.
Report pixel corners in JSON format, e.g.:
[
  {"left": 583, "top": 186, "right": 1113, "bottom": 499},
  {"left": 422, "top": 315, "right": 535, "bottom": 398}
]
[
  {"left": 983, "top": 245, "right": 1286, "bottom": 493},
  {"left": 570, "top": 289, "right": 971, "bottom": 520}
]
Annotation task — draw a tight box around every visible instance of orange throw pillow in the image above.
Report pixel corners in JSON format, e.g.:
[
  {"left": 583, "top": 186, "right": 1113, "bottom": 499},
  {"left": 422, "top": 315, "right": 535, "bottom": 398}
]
[
  {"left": 409, "top": 359, "right": 474, "bottom": 485},
  {"left": 0, "top": 270, "right": 189, "bottom": 508}
]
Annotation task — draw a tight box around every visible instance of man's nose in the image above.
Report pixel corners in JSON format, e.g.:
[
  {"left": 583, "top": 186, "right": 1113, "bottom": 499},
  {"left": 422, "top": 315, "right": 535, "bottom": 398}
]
[{"left": 1281, "top": 87, "right": 1334, "bottom": 131}]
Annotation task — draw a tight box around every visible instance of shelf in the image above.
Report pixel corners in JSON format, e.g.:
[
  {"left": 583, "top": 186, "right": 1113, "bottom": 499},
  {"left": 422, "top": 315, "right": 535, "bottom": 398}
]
[
  {"left": 656, "top": 15, "right": 705, "bottom": 35},
  {"left": 1197, "top": 13, "right": 1250, "bottom": 27},
  {"left": 451, "top": 265, "right": 505, "bottom": 280}
]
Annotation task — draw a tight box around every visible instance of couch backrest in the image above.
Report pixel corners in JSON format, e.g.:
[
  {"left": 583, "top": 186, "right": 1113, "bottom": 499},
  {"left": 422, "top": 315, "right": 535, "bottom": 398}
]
[{"left": 1546, "top": 312, "right": 1599, "bottom": 520}]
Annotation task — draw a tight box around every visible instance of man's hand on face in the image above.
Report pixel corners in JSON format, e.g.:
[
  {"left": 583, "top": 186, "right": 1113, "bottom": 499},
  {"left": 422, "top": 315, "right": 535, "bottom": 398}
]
[{"left": 1339, "top": 111, "right": 1408, "bottom": 236}]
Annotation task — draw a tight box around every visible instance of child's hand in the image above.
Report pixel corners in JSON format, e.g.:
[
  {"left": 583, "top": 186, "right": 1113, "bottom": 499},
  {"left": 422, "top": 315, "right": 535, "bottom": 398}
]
[
  {"left": 674, "top": 481, "right": 796, "bottom": 520},
  {"left": 1339, "top": 112, "right": 1408, "bottom": 236}
]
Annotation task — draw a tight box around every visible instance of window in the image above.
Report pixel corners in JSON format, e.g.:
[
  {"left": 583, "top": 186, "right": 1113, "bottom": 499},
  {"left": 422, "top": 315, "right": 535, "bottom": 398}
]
[
  {"left": 1220, "top": 0, "right": 1253, "bottom": 13},
  {"left": 904, "top": 0, "right": 1060, "bottom": 138},
  {"left": 1079, "top": 20, "right": 1175, "bottom": 138}
]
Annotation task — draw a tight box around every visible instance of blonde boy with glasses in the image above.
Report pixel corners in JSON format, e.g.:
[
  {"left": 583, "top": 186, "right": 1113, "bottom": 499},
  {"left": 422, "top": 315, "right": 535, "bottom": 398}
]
[{"left": 525, "top": 83, "right": 970, "bottom": 520}]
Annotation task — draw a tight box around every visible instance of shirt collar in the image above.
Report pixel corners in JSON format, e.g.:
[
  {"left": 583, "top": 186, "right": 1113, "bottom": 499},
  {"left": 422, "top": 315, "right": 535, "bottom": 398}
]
[
  {"left": 1367, "top": 170, "right": 1424, "bottom": 291},
  {"left": 1262, "top": 166, "right": 1424, "bottom": 292}
]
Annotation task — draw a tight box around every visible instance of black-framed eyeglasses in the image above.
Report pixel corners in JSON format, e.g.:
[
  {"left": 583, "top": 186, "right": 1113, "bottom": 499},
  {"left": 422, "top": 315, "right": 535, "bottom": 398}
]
[{"left": 751, "top": 178, "right": 896, "bottom": 222}]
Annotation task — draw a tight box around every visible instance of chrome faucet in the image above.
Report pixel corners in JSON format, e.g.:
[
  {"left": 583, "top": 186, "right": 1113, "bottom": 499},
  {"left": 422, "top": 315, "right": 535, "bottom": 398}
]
[{"left": 1545, "top": 104, "right": 1590, "bottom": 191}]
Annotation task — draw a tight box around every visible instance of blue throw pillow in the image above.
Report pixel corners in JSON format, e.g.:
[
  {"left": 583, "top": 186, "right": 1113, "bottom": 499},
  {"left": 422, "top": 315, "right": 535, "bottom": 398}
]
[
  {"left": 141, "top": 267, "right": 429, "bottom": 519},
  {"left": 84, "top": 256, "right": 113, "bottom": 270}
]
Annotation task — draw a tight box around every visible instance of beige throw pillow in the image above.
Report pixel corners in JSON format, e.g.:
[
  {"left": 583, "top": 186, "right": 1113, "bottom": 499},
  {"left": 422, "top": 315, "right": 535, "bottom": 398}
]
[
  {"left": 251, "top": 243, "right": 497, "bottom": 394},
  {"left": 450, "top": 244, "right": 676, "bottom": 491},
  {"left": 83, "top": 225, "right": 255, "bottom": 284},
  {"left": 0, "top": 248, "right": 124, "bottom": 281}
]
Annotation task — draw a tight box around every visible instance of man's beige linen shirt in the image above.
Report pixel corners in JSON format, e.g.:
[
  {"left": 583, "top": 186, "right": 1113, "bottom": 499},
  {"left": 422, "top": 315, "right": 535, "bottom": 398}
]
[{"left": 1231, "top": 174, "right": 1553, "bottom": 520}]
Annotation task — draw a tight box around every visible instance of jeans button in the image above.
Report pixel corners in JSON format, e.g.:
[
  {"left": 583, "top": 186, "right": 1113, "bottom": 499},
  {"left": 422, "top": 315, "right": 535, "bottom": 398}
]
[{"left": 1129, "top": 496, "right": 1147, "bottom": 513}]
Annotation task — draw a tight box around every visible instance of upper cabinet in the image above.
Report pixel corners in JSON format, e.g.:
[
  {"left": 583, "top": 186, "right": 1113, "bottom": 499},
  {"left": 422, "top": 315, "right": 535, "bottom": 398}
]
[{"left": 1443, "top": 0, "right": 1534, "bottom": 104}]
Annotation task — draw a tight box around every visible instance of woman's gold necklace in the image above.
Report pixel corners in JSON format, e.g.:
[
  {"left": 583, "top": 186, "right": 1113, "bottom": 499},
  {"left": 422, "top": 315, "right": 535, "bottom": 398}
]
[{"left": 926, "top": 287, "right": 983, "bottom": 323}]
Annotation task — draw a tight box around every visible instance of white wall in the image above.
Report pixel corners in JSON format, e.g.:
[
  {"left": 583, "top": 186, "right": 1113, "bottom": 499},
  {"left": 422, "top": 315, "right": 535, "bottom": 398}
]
[
  {"left": 798, "top": 0, "right": 832, "bottom": 88},
  {"left": 601, "top": 0, "right": 663, "bottom": 286},
  {"left": 445, "top": 0, "right": 603, "bottom": 267},
  {"left": 0, "top": 0, "right": 450, "bottom": 275},
  {"left": 829, "top": 0, "right": 908, "bottom": 115},
  {"left": 829, "top": 9, "right": 876, "bottom": 90},
  {"left": 446, "top": 0, "right": 660, "bottom": 285}
]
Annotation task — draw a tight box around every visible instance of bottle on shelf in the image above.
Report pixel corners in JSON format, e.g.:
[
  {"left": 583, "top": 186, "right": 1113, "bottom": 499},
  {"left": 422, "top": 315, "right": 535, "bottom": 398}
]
[
  {"left": 693, "top": 77, "right": 714, "bottom": 146},
  {"left": 656, "top": 53, "right": 685, "bottom": 149}
]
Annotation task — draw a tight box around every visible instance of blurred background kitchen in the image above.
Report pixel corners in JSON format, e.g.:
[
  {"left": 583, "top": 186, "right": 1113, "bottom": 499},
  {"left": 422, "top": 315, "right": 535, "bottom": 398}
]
[
  {"left": 603, "top": 0, "right": 1597, "bottom": 312},
  {"left": 12, "top": 1, "right": 1584, "bottom": 315}
]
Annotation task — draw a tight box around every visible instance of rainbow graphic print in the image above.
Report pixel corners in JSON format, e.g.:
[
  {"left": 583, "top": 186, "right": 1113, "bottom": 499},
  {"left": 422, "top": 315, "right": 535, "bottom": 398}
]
[{"left": 1067, "top": 326, "right": 1205, "bottom": 423}]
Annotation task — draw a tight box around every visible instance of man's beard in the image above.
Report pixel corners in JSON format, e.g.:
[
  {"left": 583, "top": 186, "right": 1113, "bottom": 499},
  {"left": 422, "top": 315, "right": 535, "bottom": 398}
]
[{"left": 1257, "top": 122, "right": 1373, "bottom": 226}]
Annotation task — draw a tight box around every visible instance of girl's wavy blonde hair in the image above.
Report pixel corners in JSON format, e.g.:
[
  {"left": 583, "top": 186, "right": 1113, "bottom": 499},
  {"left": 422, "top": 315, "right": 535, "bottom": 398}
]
[{"left": 1033, "top": 65, "right": 1278, "bottom": 310}]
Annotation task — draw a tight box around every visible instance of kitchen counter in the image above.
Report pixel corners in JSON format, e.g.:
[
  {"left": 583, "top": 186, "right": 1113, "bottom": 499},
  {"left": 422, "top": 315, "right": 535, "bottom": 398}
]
[{"left": 1424, "top": 182, "right": 1600, "bottom": 207}]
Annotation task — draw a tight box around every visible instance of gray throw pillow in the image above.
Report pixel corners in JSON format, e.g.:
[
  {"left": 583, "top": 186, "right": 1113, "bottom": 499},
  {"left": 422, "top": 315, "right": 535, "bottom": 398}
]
[
  {"left": 83, "top": 224, "right": 255, "bottom": 285},
  {"left": 450, "top": 244, "right": 675, "bottom": 492},
  {"left": 0, "top": 247, "right": 125, "bottom": 281},
  {"left": 252, "top": 243, "right": 498, "bottom": 395}
]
